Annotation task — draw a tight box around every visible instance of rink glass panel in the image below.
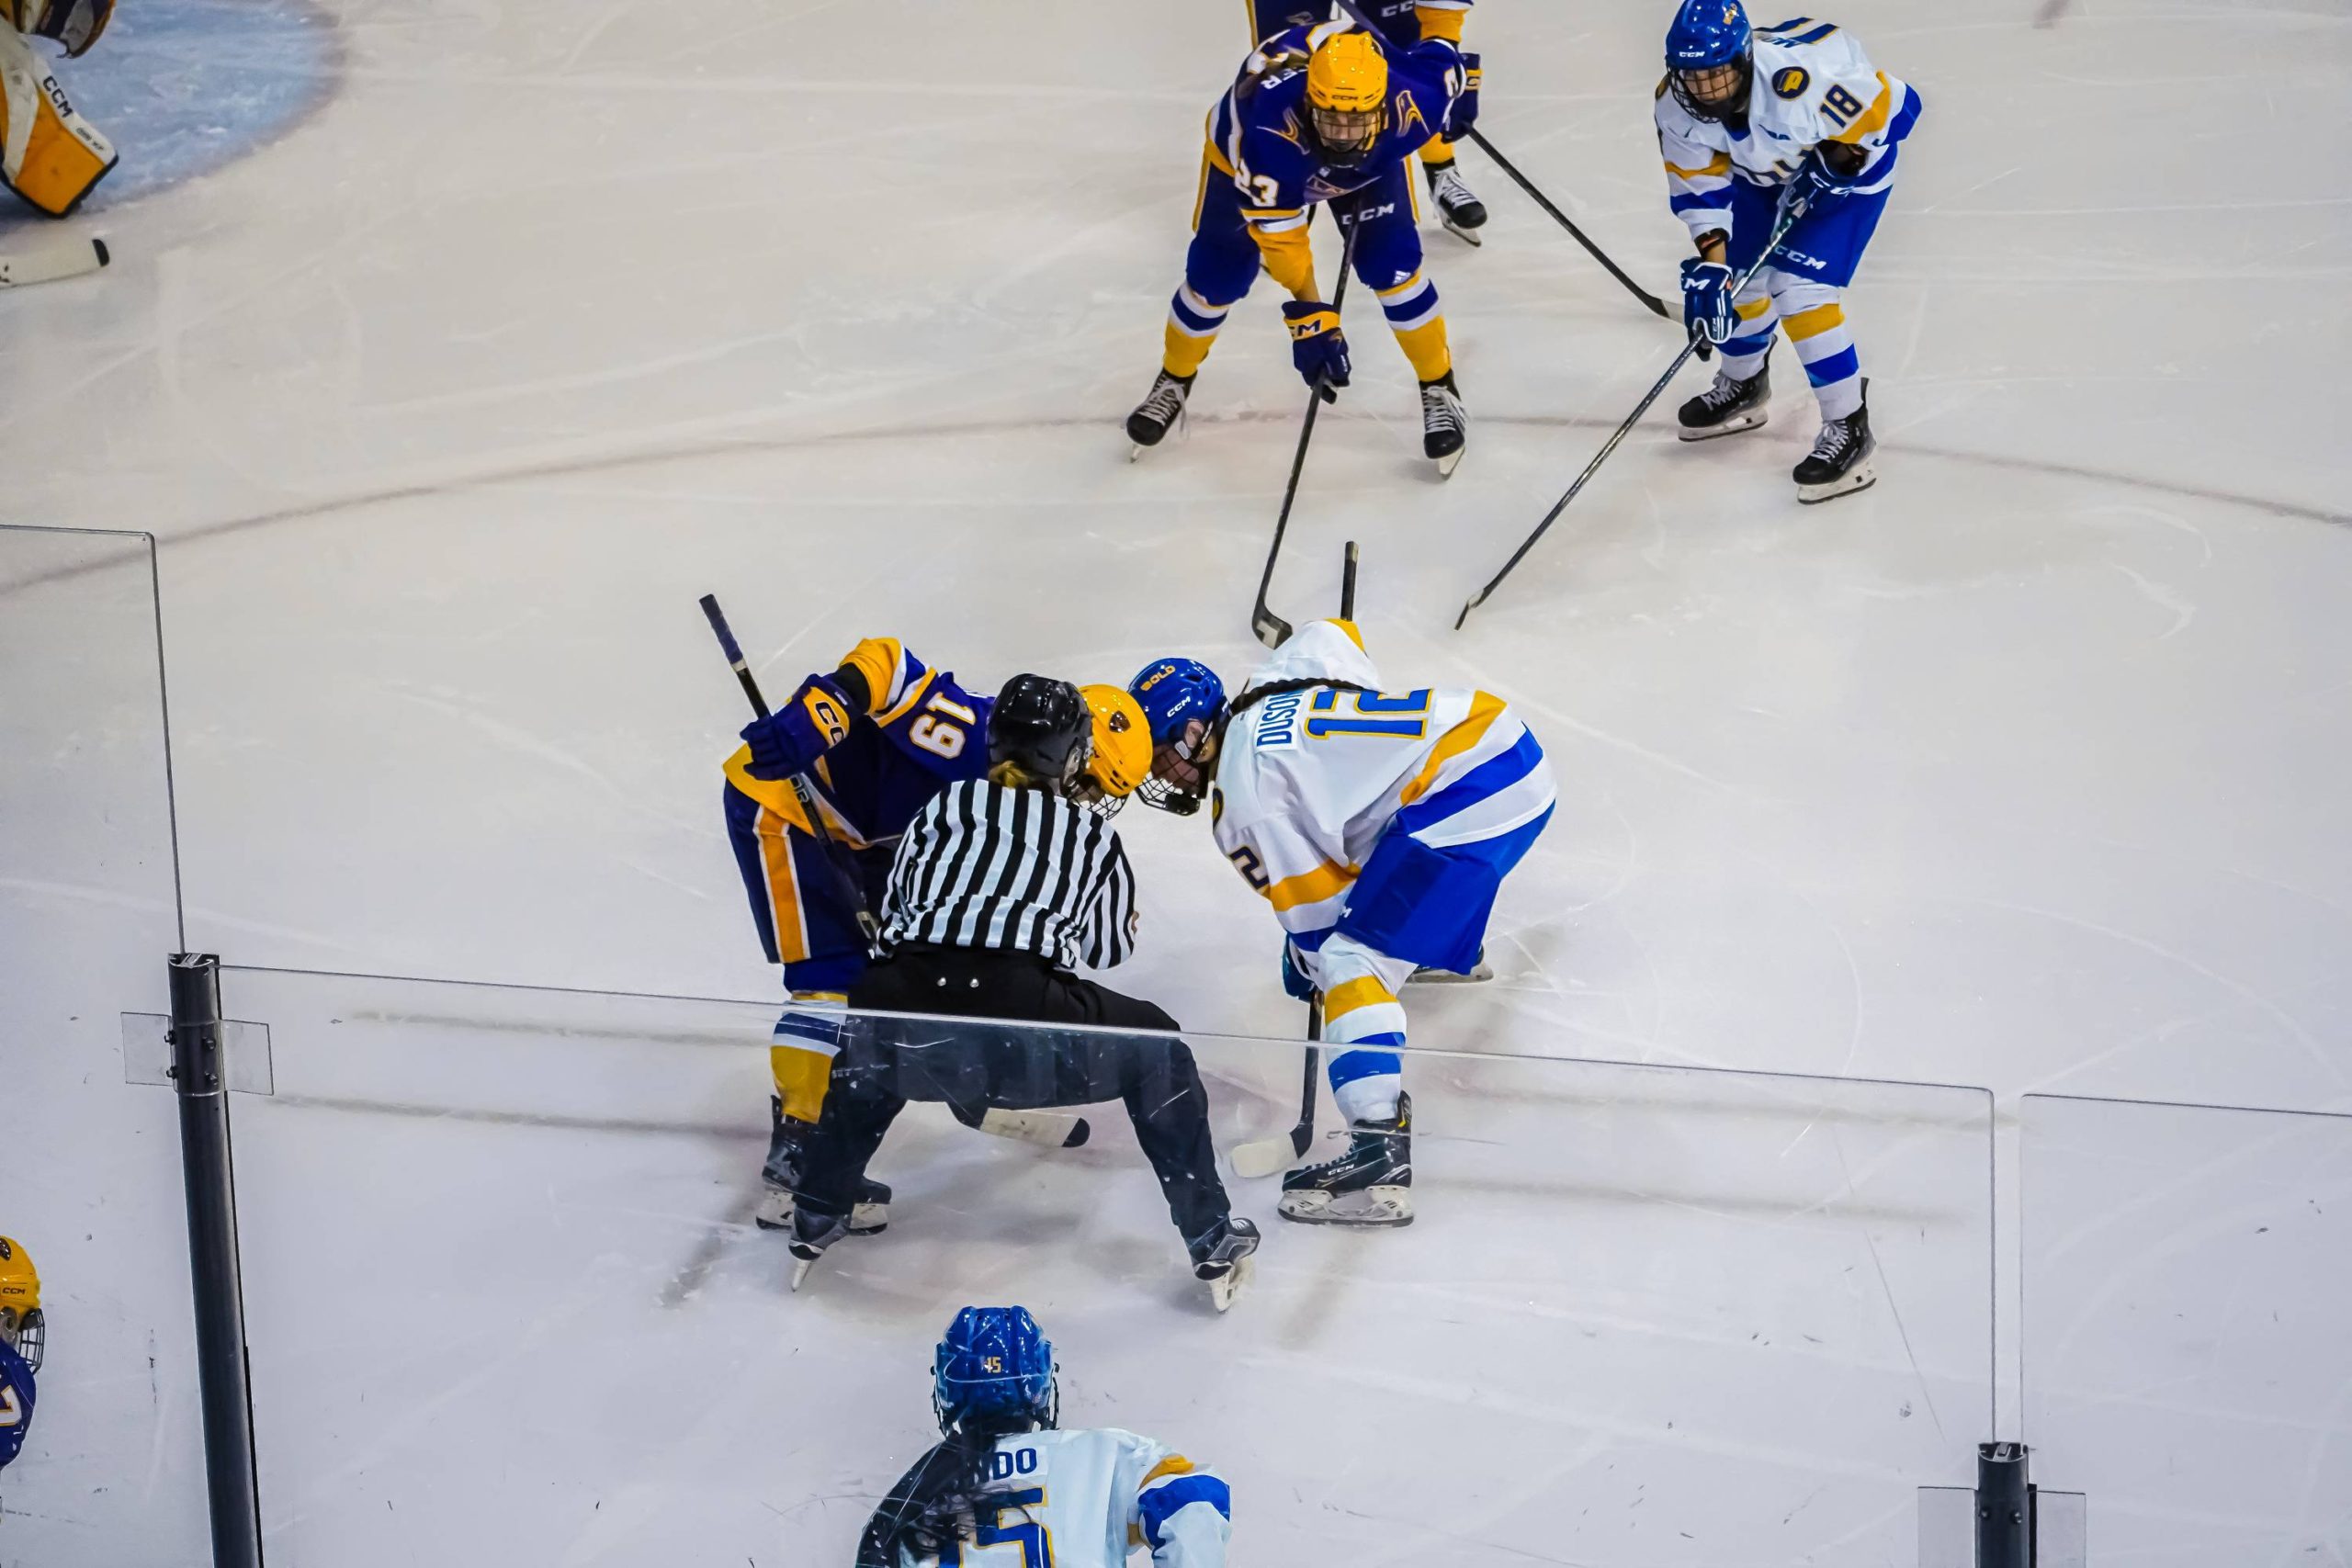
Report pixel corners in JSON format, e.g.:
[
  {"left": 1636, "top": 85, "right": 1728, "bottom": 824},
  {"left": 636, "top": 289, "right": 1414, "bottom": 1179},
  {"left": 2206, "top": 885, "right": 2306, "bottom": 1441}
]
[
  {"left": 0, "top": 528, "right": 210, "bottom": 1561},
  {"left": 2021, "top": 1094, "right": 2352, "bottom": 1566},
  {"left": 216, "top": 965, "right": 1994, "bottom": 1566}
]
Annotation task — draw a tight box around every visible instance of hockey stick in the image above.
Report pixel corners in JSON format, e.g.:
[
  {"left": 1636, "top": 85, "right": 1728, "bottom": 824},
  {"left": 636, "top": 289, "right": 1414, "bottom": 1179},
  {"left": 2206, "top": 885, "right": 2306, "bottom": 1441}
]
[
  {"left": 1229, "top": 539, "right": 1353, "bottom": 1179},
  {"left": 0, "top": 235, "right": 108, "bottom": 289},
  {"left": 699, "top": 594, "right": 1089, "bottom": 1152},
  {"left": 1249, "top": 216, "right": 1365, "bottom": 649},
  {"left": 1453, "top": 197, "right": 1807, "bottom": 629}
]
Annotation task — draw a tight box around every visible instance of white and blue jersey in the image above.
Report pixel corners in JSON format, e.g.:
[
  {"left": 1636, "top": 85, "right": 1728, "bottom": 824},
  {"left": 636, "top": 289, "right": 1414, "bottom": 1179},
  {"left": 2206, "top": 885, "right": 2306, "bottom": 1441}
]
[
  {"left": 1212, "top": 620, "right": 1555, "bottom": 1122},
  {"left": 0, "top": 1339, "right": 35, "bottom": 1472},
  {"left": 892, "top": 1427, "right": 1229, "bottom": 1568}
]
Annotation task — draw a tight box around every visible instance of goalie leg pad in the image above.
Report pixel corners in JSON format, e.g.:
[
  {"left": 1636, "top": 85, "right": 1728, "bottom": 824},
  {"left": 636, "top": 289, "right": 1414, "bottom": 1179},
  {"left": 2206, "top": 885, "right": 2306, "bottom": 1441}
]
[{"left": 0, "top": 28, "right": 116, "bottom": 216}]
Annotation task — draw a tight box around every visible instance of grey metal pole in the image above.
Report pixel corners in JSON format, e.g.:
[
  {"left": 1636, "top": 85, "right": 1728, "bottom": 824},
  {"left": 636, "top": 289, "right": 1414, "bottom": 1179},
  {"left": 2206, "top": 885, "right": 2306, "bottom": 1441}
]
[
  {"left": 1975, "top": 1441, "right": 2032, "bottom": 1568},
  {"left": 169, "top": 953, "right": 265, "bottom": 1568}
]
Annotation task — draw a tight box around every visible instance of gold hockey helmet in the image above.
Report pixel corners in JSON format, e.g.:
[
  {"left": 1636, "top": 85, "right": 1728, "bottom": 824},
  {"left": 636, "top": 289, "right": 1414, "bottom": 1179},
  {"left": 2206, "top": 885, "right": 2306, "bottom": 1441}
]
[
  {"left": 1076, "top": 684, "right": 1151, "bottom": 816},
  {"left": 1306, "top": 31, "right": 1388, "bottom": 161},
  {"left": 0, "top": 1235, "right": 42, "bottom": 1373}
]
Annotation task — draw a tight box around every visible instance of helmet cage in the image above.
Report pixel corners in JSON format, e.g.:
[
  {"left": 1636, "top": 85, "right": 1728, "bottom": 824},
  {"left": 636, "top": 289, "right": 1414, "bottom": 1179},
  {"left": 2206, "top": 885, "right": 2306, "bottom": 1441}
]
[
  {"left": 1669, "top": 56, "right": 1749, "bottom": 120},
  {"left": 1, "top": 1305, "right": 41, "bottom": 1374},
  {"left": 1308, "top": 101, "right": 1384, "bottom": 162}
]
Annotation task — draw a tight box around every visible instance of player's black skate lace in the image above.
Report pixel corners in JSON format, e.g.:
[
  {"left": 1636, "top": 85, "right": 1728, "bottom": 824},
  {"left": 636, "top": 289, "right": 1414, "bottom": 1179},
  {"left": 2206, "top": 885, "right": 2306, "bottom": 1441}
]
[
  {"left": 1690, "top": 368, "right": 1765, "bottom": 417},
  {"left": 1419, "top": 374, "right": 1466, "bottom": 458},
  {"left": 1126, "top": 369, "right": 1193, "bottom": 447},
  {"left": 1426, "top": 163, "right": 1487, "bottom": 231}
]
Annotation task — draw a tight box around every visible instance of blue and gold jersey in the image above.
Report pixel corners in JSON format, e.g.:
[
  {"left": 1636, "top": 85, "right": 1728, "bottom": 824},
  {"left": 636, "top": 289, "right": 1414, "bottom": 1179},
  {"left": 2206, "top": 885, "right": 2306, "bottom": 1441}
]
[
  {"left": 0, "top": 1339, "right": 34, "bottom": 1472},
  {"left": 1208, "top": 22, "right": 1469, "bottom": 231},
  {"left": 724, "top": 638, "right": 994, "bottom": 853}
]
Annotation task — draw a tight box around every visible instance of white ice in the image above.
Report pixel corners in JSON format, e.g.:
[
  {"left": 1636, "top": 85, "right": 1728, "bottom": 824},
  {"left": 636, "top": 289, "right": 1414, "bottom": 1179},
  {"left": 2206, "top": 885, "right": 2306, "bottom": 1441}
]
[{"left": 4, "top": 0, "right": 2350, "bottom": 1562}]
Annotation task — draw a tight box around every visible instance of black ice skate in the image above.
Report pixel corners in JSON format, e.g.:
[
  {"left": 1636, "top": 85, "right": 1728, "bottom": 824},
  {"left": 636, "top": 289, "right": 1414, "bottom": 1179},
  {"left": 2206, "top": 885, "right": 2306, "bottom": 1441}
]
[
  {"left": 1278, "top": 1093, "right": 1413, "bottom": 1227},
  {"left": 756, "top": 1098, "right": 891, "bottom": 1235},
  {"left": 786, "top": 1204, "right": 854, "bottom": 1292},
  {"left": 1125, "top": 368, "right": 1195, "bottom": 458},
  {"left": 1419, "top": 372, "right": 1467, "bottom": 478},
  {"left": 1792, "top": 379, "right": 1876, "bottom": 504},
  {"left": 1189, "top": 1215, "right": 1262, "bottom": 1314},
  {"left": 1677, "top": 353, "right": 1771, "bottom": 442},
  {"left": 1424, "top": 158, "right": 1487, "bottom": 246}
]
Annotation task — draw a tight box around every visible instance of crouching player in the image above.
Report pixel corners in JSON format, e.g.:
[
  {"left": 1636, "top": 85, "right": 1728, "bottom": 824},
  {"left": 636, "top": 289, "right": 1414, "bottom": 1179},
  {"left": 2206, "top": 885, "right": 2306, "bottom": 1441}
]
[
  {"left": 1127, "top": 625, "right": 1554, "bottom": 1226},
  {"left": 786, "top": 677, "right": 1260, "bottom": 1308},
  {"left": 1126, "top": 18, "right": 1478, "bottom": 473},
  {"left": 0, "top": 0, "right": 117, "bottom": 216},
  {"left": 1659, "top": 0, "right": 1922, "bottom": 502},
  {"left": 723, "top": 638, "right": 1136, "bottom": 1234},
  {"left": 856, "top": 1307, "right": 1230, "bottom": 1568}
]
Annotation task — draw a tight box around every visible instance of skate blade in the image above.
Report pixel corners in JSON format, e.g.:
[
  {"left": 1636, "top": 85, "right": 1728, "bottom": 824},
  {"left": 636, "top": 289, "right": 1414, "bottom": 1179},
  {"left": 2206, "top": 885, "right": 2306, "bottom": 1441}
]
[
  {"left": 1204, "top": 1255, "right": 1254, "bottom": 1314},
  {"left": 1678, "top": 409, "right": 1768, "bottom": 443},
  {"left": 1408, "top": 960, "right": 1491, "bottom": 984},
  {"left": 1277, "top": 1185, "right": 1414, "bottom": 1227},
  {"left": 789, "top": 1254, "right": 819, "bottom": 1292},
  {"left": 1797, "top": 462, "right": 1877, "bottom": 505},
  {"left": 1440, "top": 218, "right": 1484, "bottom": 247},
  {"left": 1129, "top": 444, "right": 1146, "bottom": 463},
  {"left": 1431, "top": 446, "right": 1464, "bottom": 479}
]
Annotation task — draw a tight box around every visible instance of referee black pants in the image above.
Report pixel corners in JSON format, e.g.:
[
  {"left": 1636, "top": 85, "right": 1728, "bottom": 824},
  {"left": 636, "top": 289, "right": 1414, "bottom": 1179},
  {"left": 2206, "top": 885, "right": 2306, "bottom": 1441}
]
[{"left": 794, "top": 945, "right": 1232, "bottom": 1252}]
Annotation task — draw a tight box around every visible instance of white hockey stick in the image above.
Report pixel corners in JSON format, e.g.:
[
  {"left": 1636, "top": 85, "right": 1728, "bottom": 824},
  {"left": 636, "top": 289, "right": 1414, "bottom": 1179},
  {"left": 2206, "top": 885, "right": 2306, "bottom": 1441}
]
[
  {"left": 978, "top": 1108, "right": 1090, "bottom": 1149},
  {"left": 0, "top": 235, "right": 108, "bottom": 289}
]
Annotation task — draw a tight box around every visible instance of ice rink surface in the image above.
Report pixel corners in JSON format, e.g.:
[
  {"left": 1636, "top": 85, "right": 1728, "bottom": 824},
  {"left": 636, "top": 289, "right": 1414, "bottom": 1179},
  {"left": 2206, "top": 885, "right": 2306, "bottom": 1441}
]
[{"left": 4, "top": 0, "right": 2350, "bottom": 1562}]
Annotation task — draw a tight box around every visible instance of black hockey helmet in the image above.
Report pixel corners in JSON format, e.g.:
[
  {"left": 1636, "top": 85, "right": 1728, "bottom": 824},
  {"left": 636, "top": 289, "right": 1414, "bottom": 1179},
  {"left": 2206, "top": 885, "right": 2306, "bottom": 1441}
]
[{"left": 988, "top": 675, "right": 1090, "bottom": 791}]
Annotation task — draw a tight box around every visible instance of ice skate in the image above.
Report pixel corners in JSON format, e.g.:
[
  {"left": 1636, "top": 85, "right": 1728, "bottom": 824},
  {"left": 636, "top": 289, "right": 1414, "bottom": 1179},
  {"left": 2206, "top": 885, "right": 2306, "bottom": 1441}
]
[
  {"left": 1189, "top": 1215, "right": 1262, "bottom": 1313},
  {"left": 786, "top": 1205, "right": 854, "bottom": 1292},
  {"left": 754, "top": 1100, "right": 890, "bottom": 1234},
  {"left": 1125, "top": 368, "right": 1194, "bottom": 457},
  {"left": 1408, "top": 947, "right": 1491, "bottom": 985},
  {"left": 1419, "top": 372, "right": 1467, "bottom": 478},
  {"left": 1793, "top": 379, "right": 1876, "bottom": 503},
  {"left": 1278, "top": 1093, "right": 1413, "bottom": 1227},
  {"left": 1677, "top": 355, "right": 1770, "bottom": 441},
  {"left": 1425, "top": 159, "right": 1487, "bottom": 246}
]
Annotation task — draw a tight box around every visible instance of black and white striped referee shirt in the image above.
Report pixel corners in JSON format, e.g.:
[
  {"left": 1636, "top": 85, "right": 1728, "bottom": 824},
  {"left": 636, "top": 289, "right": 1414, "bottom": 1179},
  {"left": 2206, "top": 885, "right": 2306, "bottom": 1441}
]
[{"left": 878, "top": 779, "right": 1139, "bottom": 969}]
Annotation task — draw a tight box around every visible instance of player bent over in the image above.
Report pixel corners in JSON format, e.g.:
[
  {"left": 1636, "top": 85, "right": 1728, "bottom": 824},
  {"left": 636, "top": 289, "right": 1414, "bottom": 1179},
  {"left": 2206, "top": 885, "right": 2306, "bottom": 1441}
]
[
  {"left": 1128, "top": 625, "right": 1555, "bottom": 1225},
  {"left": 724, "top": 639, "right": 1138, "bottom": 1235},
  {"left": 1659, "top": 0, "right": 1922, "bottom": 502},
  {"left": 0, "top": 1237, "right": 43, "bottom": 1474},
  {"left": 1249, "top": 0, "right": 1487, "bottom": 244},
  {"left": 856, "top": 1306, "right": 1230, "bottom": 1568},
  {"left": 786, "top": 677, "right": 1261, "bottom": 1307},
  {"left": 1127, "top": 18, "right": 1479, "bottom": 474}
]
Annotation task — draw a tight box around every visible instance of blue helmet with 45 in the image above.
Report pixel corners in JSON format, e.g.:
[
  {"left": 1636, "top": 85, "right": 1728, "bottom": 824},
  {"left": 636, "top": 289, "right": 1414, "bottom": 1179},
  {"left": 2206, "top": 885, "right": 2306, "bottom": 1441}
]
[
  {"left": 1127, "top": 657, "right": 1227, "bottom": 816},
  {"left": 933, "top": 1305, "right": 1057, "bottom": 1435},
  {"left": 1665, "top": 0, "right": 1751, "bottom": 120}
]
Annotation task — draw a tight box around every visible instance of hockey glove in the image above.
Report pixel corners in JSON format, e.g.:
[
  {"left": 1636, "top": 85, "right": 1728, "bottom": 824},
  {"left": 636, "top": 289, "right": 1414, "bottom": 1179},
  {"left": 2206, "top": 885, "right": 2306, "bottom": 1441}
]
[
  {"left": 1283, "top": 299, "right": 1351, "bottom": 396},
  {"left": 1448, "top": 51, "right": 1481, "bottom": 137},
  {"left": 1281, "top": 938, "right": 1318, "bottom": 1003},
  {"left": 1780, "top": 152, "right": 1856, "bottom": 221},
  {"left": 1679, "top": 257, "right": 1738, "bottom": 345},
  {"left": 741, "top": 674, "right": 856, "bottom": 781}
]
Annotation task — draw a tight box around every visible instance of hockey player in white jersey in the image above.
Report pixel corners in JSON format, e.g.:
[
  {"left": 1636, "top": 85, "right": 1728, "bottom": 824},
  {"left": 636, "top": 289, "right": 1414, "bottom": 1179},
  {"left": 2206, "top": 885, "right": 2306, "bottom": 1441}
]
[
  {"left": 856, "top": 1306, "right": 1231, "bottom": 1568},
  {"left": 1128, "top": 622, "right": 1555, "bottom": 1225},
  {"left": 1658, "top": 2, "right": 1923, "bottom": 502}
]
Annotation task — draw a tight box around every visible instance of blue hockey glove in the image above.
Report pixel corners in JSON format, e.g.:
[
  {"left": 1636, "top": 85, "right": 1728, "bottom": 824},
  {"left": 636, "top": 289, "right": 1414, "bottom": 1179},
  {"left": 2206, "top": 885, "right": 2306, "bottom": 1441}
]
[
  {"left": 1448, "top": 51, "right": 1481, "bottom": 137},
  {"left": 1679, "top": 257, "right": 1737, "bottom": 344},
  {"left": 1280, "top": 939, "right": 1317, "bottom": 1003},
  {"left": 1780, "top": 152, "right": 1855, "bottom": 221},
  {"left": 741, "top": 673, "right": 856, "bottom": 782},
  {"left": 1283, "top": 299, "right": 1351, "bottom": 395}
]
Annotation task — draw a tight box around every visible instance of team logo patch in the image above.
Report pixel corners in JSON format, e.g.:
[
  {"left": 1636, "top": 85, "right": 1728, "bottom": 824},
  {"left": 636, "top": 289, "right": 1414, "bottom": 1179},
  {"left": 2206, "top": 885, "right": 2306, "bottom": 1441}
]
[{"left": 1774, "top": 66, "right": 1811, "bottom": 99}]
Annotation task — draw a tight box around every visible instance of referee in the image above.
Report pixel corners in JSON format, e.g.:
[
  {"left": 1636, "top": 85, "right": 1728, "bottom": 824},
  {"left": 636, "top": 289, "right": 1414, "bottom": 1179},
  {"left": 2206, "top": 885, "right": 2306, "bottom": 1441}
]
[{"left": 787, "top": 675, "right": 1260, "bottom": 1302}]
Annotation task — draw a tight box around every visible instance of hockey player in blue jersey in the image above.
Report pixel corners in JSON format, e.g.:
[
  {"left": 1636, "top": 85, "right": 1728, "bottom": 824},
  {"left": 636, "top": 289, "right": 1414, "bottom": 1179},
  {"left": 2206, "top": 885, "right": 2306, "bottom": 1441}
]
[
  {"left": 1126, "top": 18, "right": 1479, "bottom": 473},
  {"left": 1658, "top": 0, "right": 1923, "bottom": 502},
  {"left": 723, "top": 639, "right": 1139, "bottom": 1232},
  {"left": 1245, "top": 0, "right": 1487, "bottom": 243},
  {"left": 856, "top": 1307, "right": 1230, "bottom": 1568},
  {"left": 0, "top": 1238, "right": 41, "bottom": 1476}
]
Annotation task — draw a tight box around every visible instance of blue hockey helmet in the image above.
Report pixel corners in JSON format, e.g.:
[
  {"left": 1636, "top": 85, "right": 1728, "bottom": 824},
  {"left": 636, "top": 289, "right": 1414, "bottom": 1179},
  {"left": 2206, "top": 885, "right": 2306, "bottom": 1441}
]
[
  {"left": 933, "top": 1306, "right": 1058, "bottom": 1436},
  {"left": 1665, "top": 0, "right": 1751, "bottom": 120},
  {"left": 1127, "top": 658, "right": 1228, "bottom": 816}
]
